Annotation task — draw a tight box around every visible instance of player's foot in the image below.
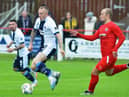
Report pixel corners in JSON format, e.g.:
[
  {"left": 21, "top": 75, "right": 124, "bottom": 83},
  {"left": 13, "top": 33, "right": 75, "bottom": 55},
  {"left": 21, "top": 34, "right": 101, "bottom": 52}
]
[
  {"left": 80, "top": 90, "right": 93, "bottom": 95},
  {"left": 127, "top": 63, "right": 129, "bottom": 68},
  {"left": 51, "top": 71, "right": 60, "bottom": 77},
  {"left": 31, "top": 80, "right": 38, "bottom": 88},
  {"left": 52, "top": 71, "right": 61, "bottom": 84},
  {"left": 54, "top": 72, "right": 61, "bottom": 86},
  {"left": 48, "top": 76, "right": 57, "bottom": 90},
  {"left": 48, "top": 71, "right": 61, "bottom": 90}
]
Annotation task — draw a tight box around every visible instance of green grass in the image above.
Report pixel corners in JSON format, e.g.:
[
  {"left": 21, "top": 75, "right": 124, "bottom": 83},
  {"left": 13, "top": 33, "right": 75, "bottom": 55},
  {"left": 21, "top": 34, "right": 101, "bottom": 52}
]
[{"left": 0, "top": 54, "right": 129, "bottom": 97}]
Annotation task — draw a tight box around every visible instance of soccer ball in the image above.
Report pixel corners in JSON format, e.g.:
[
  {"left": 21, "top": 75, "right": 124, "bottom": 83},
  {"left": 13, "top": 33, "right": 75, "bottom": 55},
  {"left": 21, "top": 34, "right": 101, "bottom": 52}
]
[{"left": 21, "top": 83, "right": 33, "bottom": 94}]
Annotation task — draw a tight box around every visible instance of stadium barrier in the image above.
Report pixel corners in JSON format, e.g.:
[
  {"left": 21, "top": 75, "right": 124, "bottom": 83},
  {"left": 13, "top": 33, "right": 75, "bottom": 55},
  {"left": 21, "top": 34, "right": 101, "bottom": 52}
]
[
  {"left": 0, "top": 34, "right": 41, "bottom": 55},
  {"left": 0, "top": 2, "right": 27, "bottom": 34},
  {"left": 65, "top": 38, "right": 129, "bottom": 59},
  {"left": 0, "top": 25, "right": 129, "bottom": 60},
  {"left": 0, "top": 25, "right": 64, "bottom": 61}
]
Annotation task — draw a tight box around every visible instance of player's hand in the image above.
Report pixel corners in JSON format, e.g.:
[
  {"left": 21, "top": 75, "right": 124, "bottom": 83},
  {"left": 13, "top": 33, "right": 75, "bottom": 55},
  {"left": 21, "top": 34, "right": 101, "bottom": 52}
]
[
  {"left": 28, "top": 43, "right": 33, "bottom": 51},
  {"left": 112, "top": 51, "right": 117, "bottom": 58},
  {"left": 7, "top": 48, "right": 14, "bottom": 52},
  {"left": 6, "top": 45, "right": 10, "bottom": 48},
  {"left": 60, "top": 49, "right": 65, "bottom": 57},
  {"left": 70, "top": 31, "right": 78, "bottom": 36}
]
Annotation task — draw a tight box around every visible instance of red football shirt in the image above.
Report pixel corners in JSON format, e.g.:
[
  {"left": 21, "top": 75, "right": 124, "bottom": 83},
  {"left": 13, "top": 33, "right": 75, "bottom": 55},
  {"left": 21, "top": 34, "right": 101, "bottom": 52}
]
[{"left": 77, "top": 21, "right": 125, "bottom": 57}]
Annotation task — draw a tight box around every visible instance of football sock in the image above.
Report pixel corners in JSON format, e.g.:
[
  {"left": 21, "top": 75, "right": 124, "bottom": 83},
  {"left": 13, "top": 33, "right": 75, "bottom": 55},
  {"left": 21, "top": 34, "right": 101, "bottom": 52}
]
[
  {"left": 112, "top": 64, "right": 127, "bottom": 75},
  {"left": 88, "top": 74, "right": 99, "bottom": 92},
  {"left": 35, "top": 62, "right": 51, "bottom": 76},
  {"left": 29, "top": 68, "right": 37, "bottom": 79},
  {"left": 23, "top": 70, "right": 35, "bottom": 82}
]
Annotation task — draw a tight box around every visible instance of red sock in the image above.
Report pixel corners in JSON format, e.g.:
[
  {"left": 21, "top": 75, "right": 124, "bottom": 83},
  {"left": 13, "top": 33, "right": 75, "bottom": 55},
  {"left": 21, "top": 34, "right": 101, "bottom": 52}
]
[
  {"left": 112, "top": 64, "right": 127, "bottom": 75},
  {"left": 88, "top": 74, "right": 99, "bottom": 92}
]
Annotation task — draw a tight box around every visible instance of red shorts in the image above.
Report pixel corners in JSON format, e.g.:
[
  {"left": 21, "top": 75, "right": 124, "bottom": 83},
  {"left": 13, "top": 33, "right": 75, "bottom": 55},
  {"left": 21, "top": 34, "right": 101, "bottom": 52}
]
[{"left": 96, "top": 54, "right": 117, "bottom": 72}]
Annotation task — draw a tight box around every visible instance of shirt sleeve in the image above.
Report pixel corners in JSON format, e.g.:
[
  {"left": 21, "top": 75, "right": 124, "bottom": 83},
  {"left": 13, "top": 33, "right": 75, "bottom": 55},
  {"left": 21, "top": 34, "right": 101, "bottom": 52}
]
[
  {"left": 112, "top": 24, "right": 125, "bottom": 52},
  {"left": 49, "top": 21, "right": 59, "bottom": 35},
  {"left": 34, "top": 18, "right": 40, "bottom": 30},
  {"left": 18, "top": 33, "right": 25, "bottom": 44},
  {"left": 10, "top": 32, "right": 13, "bottom": 40},
  {"left": 76, "top": 30, "right": 99, "bottom": 41}
]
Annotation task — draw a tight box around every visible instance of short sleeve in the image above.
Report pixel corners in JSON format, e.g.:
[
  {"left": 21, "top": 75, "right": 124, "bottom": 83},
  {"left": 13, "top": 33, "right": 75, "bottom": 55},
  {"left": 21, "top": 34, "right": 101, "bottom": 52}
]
[
  {"left": 10, "top": 32, "right": 13, "bottom": 40},
  {"left": 18, "top": 32, "right": 24, "bottom": 44},
  {"left": 49, "top": 21, "right": 59, "bottom": 35},
  {"left": 34, "top": 18, "right": 40, "bottom": 30}
]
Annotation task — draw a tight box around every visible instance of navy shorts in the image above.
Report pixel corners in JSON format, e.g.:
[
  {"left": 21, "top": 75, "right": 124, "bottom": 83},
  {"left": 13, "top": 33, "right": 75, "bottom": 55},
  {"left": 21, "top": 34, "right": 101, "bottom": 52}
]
[{"left": 13, "top": 54, "right": 30, "bottom": 71}]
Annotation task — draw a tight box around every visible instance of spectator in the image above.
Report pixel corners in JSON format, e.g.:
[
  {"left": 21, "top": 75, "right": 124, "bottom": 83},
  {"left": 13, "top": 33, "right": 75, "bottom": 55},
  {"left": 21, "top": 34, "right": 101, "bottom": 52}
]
[
  {"left": 61, "top": 12, "right": 78, "bottom": 42},
  {"left": 18, "top": 10, "right": 33, "bottom": 35},
  {"left": 84, "top": 12, "right": 97, "bottom": 35}
]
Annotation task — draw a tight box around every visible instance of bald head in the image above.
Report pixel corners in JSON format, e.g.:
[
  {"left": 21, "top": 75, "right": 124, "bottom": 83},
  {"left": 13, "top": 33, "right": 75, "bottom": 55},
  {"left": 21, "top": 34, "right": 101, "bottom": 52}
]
[
  {"left": 102, "top": 8, "right": 113, "bottom": 18},
  {"left": 100, "top": 8, "right": 112, "bottom": 23}
]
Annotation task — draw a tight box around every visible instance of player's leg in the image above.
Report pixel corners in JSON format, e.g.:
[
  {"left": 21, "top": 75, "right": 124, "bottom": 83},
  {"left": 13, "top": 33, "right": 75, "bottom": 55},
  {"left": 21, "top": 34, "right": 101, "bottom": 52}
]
[
  {"left": 81, "top": 67, "right": 101, "bottom": 95},
  {"left": 104, "top": 54, "right": 128, "bottom": 76},
  {"left": 13, "top": 57, "right": 21, "bottom": 71},
  {"left": 31, "top": 47, "right": 60, "bottom": 90},
  {"left": 13, "top": 56, "right": 37, "bottom": 84},
  {"left": 31, "top": 52, "right": 51, "bottom": 76},
  {"left": 20, "top": 54, "right": 37, "bottom": 87},
  {"left": 105, "top": 64, "right": 128, "bottom": 76},
  {"left": 82, "top": 56, "right": 108, "bottom": 95}
]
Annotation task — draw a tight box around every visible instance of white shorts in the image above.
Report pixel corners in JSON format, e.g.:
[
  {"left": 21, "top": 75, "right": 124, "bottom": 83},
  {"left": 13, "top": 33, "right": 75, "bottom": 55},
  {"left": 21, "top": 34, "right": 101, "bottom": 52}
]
[{"left": 40, "top": 45, "right": 56, "bottom": 59}]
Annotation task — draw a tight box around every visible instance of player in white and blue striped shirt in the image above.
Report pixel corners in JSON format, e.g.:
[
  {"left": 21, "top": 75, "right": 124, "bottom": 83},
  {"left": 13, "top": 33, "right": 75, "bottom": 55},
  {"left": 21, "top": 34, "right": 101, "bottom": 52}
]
[
  {"left": 7, "top": 20, "right": 37, "bottom": 87},
  {"left": 28, "top": 6, "right": 65, "bottom": 90}
]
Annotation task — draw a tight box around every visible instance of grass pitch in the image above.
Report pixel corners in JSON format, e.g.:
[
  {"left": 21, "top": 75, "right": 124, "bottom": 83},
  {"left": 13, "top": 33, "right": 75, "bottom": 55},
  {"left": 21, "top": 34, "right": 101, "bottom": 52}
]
[{"left": 0, "top": 54, "right": 129, "bottom": 97}]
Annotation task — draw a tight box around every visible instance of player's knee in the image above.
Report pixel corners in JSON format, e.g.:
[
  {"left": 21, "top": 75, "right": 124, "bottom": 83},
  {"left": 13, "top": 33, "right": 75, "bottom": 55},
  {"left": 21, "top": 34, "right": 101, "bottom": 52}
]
[
  {"left": 105, "top": 69, "right": 113, "bottom": 76},
  {"left": 105, "top": 72, "right": 112, "bottom": 76},
  {"left": 13, "top": 68, "right": 19, "bottom": 72},
  {"left": 31, "top": 64, "right": 36, "bottom": 71},
  {"left": 32, "top": 58, "right": 37, "bottom": 66},
  {"left": 91, "top": 71, "right": 98, "bottom": 75},
  {"left": 13, "top": 68, "right": 17, "bottom": 71},
  {"left": 91, "top": 68, "right": 100, "bottom": 75},
  {"left": 31, "top": 62, "right": 36, "bottom": 71},
  {"left": 21, "top": 71, "right": 25, "bottom": 75},
  {"left": 31, "top": 59, "right": 38, "bottom": 71}
]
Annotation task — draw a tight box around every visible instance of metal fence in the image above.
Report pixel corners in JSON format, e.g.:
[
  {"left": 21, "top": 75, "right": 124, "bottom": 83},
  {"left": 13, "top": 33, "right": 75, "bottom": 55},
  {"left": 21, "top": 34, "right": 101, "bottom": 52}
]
[{"left": 0, "top": 0, "right": 129, "bottom": 35}]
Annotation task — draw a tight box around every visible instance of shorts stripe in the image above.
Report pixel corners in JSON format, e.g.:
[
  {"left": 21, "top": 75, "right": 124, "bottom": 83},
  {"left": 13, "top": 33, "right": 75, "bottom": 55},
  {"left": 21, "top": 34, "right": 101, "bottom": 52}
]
[{"left": 106, "top": 56, "right": 109, "bottom": 64}]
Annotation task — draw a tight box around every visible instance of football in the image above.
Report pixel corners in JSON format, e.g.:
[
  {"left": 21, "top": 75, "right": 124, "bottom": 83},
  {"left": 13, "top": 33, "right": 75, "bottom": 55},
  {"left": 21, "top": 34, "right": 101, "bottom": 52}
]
[{"left": 21, "top": 83, "right": 33, "bottom": 94}]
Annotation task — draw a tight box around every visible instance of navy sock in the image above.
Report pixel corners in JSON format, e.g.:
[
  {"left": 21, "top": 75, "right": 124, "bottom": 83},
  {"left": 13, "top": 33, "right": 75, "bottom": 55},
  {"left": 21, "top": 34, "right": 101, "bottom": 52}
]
[
  {"left": 23, "top": 70, "right": 35, "bottom": 82},
  {"left": 35, "top": 62, "right": 51, "bottom": 76}
]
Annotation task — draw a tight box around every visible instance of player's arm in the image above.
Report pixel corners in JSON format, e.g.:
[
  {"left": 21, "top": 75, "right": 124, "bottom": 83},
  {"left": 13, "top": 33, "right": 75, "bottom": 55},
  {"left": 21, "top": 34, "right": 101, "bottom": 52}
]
[
  {"left": 50, "top": 20, "right": 65, "bottom": 56},
  {"left": 28, "top": 29, "right": 36, "bottom": 51},
  {"left": 7, "top": 33, "right": 14, "bottom": 48},
  {"left": 30, "top": 29, "right": 36, "bottom": 43},
  {"left": 28, "top": 18, "right": 39, "bottom": 51},
  {"left": 70, "top": 30, "right": 99, "bottom": 41},
  {"left": 14, "top": 43, "right": 25, "bottom": 50},
  {"left": 7, "top": 43, "right": 25, "bottom": 52},
  {"left": 29, "top": 29, "right": 36, "bottom": 51},
  {"left": 6, "top": 41, "right": 13, "bottom": 48},
  {"left": 8, "top": 34, "right": 25, "bottom": 52},
  {"left": 56, "top": 33, "right": 65, "bottom": 56},
  {"left": 112, "top": 25, "right": 125, "bottom": 52}
]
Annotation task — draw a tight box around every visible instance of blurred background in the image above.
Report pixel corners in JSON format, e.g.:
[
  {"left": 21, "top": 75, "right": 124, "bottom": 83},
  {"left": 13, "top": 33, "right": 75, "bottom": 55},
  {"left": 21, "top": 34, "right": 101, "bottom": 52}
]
[
  {"left": 0, "top": 0, "right": 129, "bottom": 59},
  {"left": 0, "top": 0, "right": 129, "bottom": 31}
]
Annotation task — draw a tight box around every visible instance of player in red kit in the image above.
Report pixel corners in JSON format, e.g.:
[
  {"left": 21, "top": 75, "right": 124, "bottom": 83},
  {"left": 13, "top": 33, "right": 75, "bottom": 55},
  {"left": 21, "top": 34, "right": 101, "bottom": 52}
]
[{"left": 70, "top": 8, "right": 128, "bottom": 95}]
